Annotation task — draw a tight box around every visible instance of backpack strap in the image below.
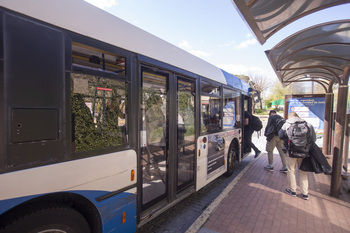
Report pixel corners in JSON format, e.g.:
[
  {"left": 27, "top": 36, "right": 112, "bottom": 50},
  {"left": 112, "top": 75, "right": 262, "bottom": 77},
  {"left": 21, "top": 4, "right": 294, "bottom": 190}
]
[{"left": 303, "top": 121, "right": 311, "bottom": 144}]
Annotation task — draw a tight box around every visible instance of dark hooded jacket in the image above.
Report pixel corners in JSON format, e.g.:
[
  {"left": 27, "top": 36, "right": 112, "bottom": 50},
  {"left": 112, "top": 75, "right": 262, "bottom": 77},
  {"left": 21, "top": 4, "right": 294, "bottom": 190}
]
[
  {"left": 264, "top": 114, "right": 284, "bottom": 141},
  {"left": 299, "top": 141, "right": 332, "bottom": 174}
]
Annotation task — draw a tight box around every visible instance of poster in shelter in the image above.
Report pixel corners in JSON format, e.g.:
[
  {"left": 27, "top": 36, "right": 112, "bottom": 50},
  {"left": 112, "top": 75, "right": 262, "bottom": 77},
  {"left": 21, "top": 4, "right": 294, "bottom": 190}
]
[{"left": 288, "top": 97, "right": 325, "bottom": 146}]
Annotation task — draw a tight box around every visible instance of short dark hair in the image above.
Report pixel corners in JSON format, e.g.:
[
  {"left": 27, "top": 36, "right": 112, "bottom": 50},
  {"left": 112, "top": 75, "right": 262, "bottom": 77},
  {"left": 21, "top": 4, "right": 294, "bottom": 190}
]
[{"left": 269, "top": 110, "right": 277, "bottom": 115}]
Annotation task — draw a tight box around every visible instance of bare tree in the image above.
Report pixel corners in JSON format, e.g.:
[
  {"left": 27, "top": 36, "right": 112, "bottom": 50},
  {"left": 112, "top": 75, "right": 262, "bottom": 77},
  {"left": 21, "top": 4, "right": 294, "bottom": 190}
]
[
  {"left": 247, "top": 72, "right": 272, "bottom": 110},
  {"left": 270, "top": 81, "right": 286, "bottom": 100},
  {"left": 285, "top": 82, "right": 310, "bottom": 95},
  {"left": 236, "top": 74, "right": 250, "bottom": 84}
]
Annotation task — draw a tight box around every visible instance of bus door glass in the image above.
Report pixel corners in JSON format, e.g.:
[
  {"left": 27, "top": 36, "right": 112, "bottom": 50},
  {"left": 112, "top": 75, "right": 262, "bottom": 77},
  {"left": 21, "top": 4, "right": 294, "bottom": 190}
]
[
  {"left": 243, "top": 95, "right": 252, "bottom": 114},
  {"left": 242, "top": 94, "right": 252, "bottom": 155},
  {"left": 141, "top": 69, "right": 168, "bottom": 208},
  {"left": 177, "top": 77, "right": 196, "bottom": 191}
]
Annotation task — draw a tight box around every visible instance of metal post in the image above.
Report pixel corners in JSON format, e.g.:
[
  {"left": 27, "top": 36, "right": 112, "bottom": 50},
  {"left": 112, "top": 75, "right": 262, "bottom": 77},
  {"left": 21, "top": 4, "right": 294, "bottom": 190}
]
[
  {"left": 323, "top": 93, "right": 333, "bottom": 155},
  {"left": 330, "top": 67, "right": 350, "bottom": 197},
  {"left": 284, "top": 96, "right": 288, "bottom": 119},
  {"left": 343, "top": 114, "right": 350, "bottom": 173},
  {"left": 330, "top": 85, "right": 348, "bottom": 197}
]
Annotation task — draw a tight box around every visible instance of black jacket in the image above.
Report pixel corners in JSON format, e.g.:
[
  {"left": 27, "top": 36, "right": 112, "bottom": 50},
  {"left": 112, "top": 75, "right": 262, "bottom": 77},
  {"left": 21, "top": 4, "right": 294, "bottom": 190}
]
[
  {"left": 264, "top": 114, "right": 283, "bottom": 141},
  {"left": 299, "top": 141, "right": 332, "bottom": 174},
  {"left": 244, "top": 111, "right": 252, "bottom": 131}
]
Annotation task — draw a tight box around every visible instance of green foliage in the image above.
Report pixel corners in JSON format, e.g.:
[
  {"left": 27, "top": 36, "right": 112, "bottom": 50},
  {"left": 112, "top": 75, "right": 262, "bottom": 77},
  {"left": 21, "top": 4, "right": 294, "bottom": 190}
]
[
  {"left": 72, "top": 94, "right": 125, "bottom": 153},
  {"left": 268, "top": 82, "right": 286, "bottom": 101},
  {"left": 178, "top": 92, "right": 194, "bottom": 113},
  {"left": 150, "top": 127, "right": 164, "bottom": 142},
  {"left": 184, "top": 124, "right": 195, "bottom": 136},
  {"left": 255, "top": 109, "right": 268, "bottom": 115},
  {"left": 145, "top": 91, "right": 162, "bottom": 110},
  {"left": 264, "top": 98, "right": 273, "bottom": 108},
  {"left": 71, "top": 73, "right": 127, "bottom": 154},
  {"left": 72, "top": 94, "right": 98, "bottom": 153}
]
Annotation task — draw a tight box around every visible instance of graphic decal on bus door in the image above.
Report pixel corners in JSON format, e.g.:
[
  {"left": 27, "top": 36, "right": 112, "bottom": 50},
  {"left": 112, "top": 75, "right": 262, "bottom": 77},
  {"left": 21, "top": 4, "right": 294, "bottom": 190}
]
[
  {"left": 207, "top": 134, "right": 225, "bottom": 175},
  {"left": 223, "top": 101, "right": 235, "bottom": 128}
]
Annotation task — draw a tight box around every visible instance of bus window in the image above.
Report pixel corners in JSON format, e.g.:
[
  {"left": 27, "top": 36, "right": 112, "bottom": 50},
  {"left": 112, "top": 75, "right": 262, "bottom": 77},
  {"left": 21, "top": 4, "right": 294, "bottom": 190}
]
[
  {"left": 201, "top": 82, "right": 221, "bottom": 133},
  {"left": 72, "top": 42, "right": 126, "bottom": 75},
  {"left": 223, "top": 88, "right": 241, "bottom": 129},
  {"left": 71, "top": 73, "right": 127, "bottom": 154}
]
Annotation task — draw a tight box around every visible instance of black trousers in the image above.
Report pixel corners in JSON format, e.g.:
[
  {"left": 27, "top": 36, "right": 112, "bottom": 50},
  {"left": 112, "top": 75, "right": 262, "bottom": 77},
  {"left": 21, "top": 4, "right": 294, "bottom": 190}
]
[{"left": 244, "top": 129, "right": 260, "bottom": 154}]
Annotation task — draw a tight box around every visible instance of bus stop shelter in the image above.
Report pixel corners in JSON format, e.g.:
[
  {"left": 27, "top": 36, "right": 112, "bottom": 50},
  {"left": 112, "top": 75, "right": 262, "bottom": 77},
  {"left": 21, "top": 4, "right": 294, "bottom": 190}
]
[{"left": 231, "top": 0, "right": 350, "bottom": 197}]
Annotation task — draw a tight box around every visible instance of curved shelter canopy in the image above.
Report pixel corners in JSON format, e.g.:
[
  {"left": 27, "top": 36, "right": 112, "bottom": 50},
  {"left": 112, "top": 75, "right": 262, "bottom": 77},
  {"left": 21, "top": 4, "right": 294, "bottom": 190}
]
[
  {"left": 231, "top": 0, "right": 350, "bottom": 45},
  {"left": 265, "top": 20, "right": 350, "bottom": 90}
]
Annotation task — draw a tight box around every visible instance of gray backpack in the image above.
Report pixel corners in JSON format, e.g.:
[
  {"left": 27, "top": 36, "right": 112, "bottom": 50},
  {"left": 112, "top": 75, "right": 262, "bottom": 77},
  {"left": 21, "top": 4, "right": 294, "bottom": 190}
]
[{"left": 286, "top": 121, "right": 311, "bottom": 158}]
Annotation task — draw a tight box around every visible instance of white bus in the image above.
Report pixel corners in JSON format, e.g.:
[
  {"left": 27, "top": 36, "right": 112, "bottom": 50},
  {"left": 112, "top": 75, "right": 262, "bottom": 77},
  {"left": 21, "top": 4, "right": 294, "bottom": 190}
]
[{"left": 0, "top": 0, "right": 255, "bottom": 232}]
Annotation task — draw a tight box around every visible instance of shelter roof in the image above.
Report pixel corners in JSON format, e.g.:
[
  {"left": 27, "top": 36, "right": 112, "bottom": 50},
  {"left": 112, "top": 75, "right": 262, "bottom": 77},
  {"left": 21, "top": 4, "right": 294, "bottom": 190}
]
[
  {"left": 265, "top": 20, "right": 350, "bottom": 89},
  {"left": 231, "top": 0, "right": 350, "bottom": 45}
]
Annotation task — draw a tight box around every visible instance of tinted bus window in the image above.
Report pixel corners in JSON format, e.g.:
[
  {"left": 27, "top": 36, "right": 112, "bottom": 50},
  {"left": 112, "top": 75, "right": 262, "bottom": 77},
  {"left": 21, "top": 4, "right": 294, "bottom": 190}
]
[
  {"left": 71, "top": 73, "right": 127, "bottom": 155},
  {"left": 223, "top": 88, "right": 241, "bottom": 129},
  {"left": 201, "top": 82, "right": 221, "bottom": 133},
  {"left": 72, "top": 42, "right": 126, "bottom": 75}
]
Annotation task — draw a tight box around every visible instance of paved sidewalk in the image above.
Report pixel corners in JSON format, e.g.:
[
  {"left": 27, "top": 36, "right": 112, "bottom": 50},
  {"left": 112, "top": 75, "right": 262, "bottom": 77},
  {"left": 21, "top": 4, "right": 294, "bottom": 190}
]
[{"left": 189, "top": 152, "right": 350, "bottom": 233}]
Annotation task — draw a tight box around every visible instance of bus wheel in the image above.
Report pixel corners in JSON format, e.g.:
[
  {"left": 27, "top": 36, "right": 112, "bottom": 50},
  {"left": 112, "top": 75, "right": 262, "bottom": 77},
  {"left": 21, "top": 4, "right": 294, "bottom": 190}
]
[
  {"left": 224, "top": 143, "right": 237, "bottom": 177},
  {"left": 1, "top": 205, "right": 91, "bottom": 233}
]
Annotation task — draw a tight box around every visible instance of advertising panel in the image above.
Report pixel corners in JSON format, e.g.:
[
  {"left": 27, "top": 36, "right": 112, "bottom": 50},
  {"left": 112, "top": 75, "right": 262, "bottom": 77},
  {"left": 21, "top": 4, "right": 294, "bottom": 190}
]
[{"left": 286, "top": 95, "right": 325, "bottom": 147}]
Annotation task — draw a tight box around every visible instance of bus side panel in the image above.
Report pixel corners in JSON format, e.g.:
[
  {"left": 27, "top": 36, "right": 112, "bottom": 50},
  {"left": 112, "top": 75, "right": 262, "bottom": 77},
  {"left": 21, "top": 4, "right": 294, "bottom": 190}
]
[
  {"left": 96, "top": 188, "right": 137, "bottom": 233},
  {"left": 0, "top": 189, "right": 137, "bottom": 233},
  {"left": 196, "top": 129, "right": 240, "bottom": 191},
  {"left": 0, "top": 150, "right": 137, "bottom": 213},
  {"left": 3, "top": 11, "right": 65, "bottom": 169}
]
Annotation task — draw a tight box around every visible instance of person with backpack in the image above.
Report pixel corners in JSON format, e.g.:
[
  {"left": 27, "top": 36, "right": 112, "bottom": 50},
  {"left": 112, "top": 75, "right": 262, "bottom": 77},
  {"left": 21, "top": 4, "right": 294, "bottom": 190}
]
[
  {"left": 264, "top": 110, "right": 287, "bottom": 173},
  {"left": 243, "top": 111, "right": 261, "bottom": 158},
  {"left": 279, "top": 112, "right": 316, "bottom": 200}
]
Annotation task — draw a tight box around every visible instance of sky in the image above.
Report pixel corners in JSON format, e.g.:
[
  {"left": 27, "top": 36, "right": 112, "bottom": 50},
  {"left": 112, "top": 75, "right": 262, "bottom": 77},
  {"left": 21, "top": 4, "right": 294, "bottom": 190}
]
[{"left": 84, "top": 0, "right": 350, "bottom": 82}]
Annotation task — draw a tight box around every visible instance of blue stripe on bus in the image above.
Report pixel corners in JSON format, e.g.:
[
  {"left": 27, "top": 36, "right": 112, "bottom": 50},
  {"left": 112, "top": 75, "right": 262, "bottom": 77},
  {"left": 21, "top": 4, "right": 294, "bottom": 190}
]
[
  {"left": 0, "top": 190, "right": 137, "bottom": 233},
  {"left": 0, "top": 195, "right": 41, "bottom": 214},
  {"left": 95, "top": 192, "right": 136, "bottom": 233},
  {"left": 220, "top": 69, "right": 250, "bottom": 93}
]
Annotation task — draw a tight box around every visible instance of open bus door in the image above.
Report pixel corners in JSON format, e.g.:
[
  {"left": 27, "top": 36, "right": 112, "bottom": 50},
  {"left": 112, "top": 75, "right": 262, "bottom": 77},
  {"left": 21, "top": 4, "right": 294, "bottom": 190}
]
[
  {"left": 241, "top": 94, "right": 252, "bottom": 158},
  {"left": 241, "top": 90, "right": 260, "bottom": 158},
  {"left": 139, "top": 66, "right": 196, "bottom": 221}
]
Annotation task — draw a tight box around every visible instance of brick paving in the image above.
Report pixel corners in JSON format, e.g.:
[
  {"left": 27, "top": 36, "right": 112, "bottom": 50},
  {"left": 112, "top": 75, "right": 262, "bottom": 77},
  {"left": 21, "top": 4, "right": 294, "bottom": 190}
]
[{"left": 196, "top": 152, "right": 350, "bottom": 233}]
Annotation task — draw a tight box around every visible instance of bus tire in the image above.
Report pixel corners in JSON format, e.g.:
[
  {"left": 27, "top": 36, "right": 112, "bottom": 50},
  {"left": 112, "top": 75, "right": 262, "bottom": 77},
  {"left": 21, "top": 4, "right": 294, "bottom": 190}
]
[
  {"left": 224, "top": 142, "right": 237, "bottom": 177},
  {"left": 0, "top": 205, "right": 91, "bottom": 233}
]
